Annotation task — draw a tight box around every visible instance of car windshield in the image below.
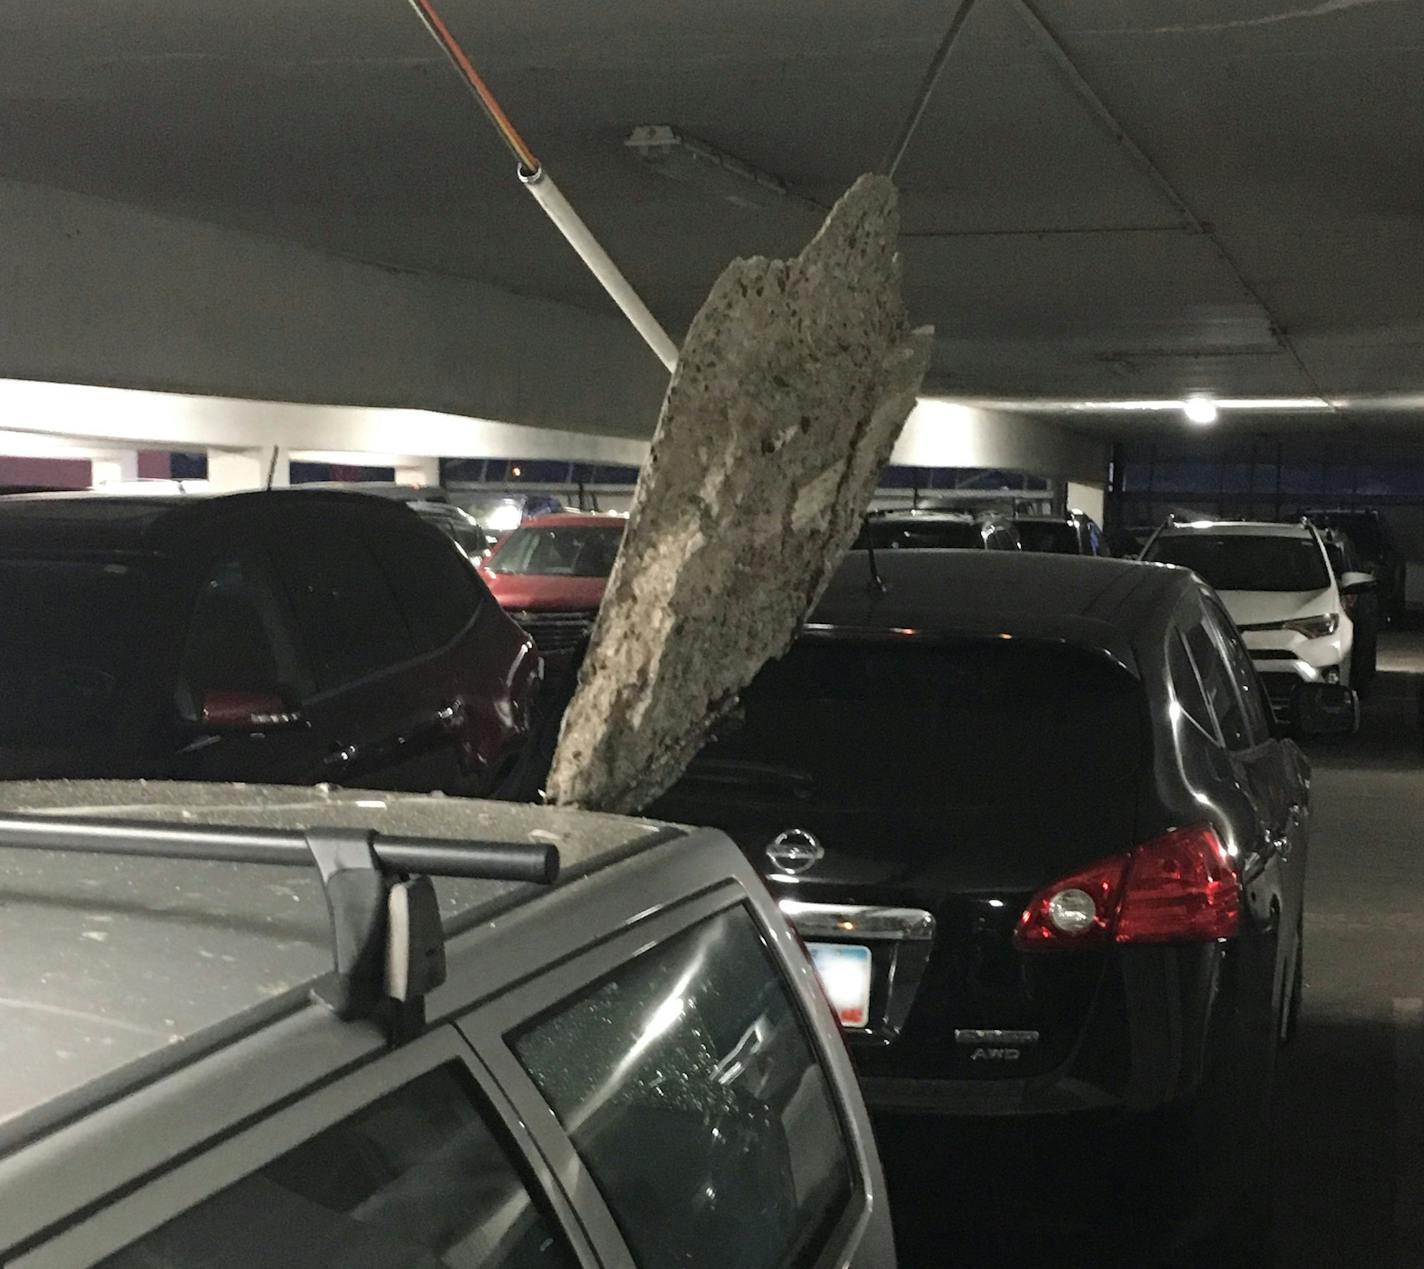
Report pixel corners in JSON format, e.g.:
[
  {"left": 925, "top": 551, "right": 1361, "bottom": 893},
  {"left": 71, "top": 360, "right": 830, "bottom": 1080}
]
[
  {"left": 1015, "top": 521, "right": 1078, "bottom": 554},
  {"left": 0, "top": 557, "right": 156, "bottom": 748},
  {"left": 853, "top": 520, "right": 982, "bottom": 550},
  {"left": 488, "top": 523, "right": 624, "bottom": 577},
  {"left": 1146, "top": 533, "right": 1330, "bottom": 592},
  {"left": 684, "top": 640, "right": 1144, "bottom": 812}
]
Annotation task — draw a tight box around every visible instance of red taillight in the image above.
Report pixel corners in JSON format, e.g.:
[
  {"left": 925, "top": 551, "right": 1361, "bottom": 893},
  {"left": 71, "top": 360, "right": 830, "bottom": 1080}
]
[
  {"left": 1115, "top": 825, "right": 1241, "bottom": 943},
  {"left": 1014, "top": 825, "right": 1240, "bottom": 951}
]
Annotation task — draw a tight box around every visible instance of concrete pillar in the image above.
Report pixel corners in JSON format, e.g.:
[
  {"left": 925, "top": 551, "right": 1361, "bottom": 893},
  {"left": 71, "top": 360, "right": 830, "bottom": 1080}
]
[
  {"left": 393, "top": 456, "right": 441, "bottom": 488},
  {"left": 89, "top": 449, "right": 139, "bottom": 486},
  {"left": 208, "top": 446, "right": 289, "bottom": 492},
  {"left": 1067, "top": 481, "right": 1106, "bottom": 524}
]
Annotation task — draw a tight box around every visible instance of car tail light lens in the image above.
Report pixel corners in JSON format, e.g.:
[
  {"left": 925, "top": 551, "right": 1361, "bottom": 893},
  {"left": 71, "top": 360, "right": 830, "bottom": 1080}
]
[{"left": 1015, "top": 825, "right": 1240, "bottom": 950}]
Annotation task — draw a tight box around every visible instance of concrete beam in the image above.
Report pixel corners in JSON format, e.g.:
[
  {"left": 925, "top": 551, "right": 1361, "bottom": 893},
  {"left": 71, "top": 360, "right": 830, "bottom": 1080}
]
[
  {"left": 893, "top": 397, "right": 1108, "bottom": 485},
  {"left": 0, "top": 379, "right": 652, "bottom": 467},
  {"left": 0, "top": 178, "right": 666, "bottom": 439}
]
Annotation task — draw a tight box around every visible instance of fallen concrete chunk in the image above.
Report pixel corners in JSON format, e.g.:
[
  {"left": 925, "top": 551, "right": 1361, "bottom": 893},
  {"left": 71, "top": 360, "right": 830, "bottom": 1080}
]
[{"left": 546, "top": 174, "right": 931, "bottom": 813}]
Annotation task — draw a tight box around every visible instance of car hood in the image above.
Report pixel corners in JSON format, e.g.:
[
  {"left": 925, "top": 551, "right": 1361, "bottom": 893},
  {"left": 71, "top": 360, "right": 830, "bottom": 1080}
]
[
  {"left": 481, "top": 572, "right": 608, "bottom": 611},
  {"left": 1216, "top": 587, "right": 1335, "bottom": 627}
]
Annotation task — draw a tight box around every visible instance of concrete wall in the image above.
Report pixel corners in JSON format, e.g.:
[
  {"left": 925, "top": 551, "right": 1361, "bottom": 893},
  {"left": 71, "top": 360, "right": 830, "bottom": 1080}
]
[{"left": 0, "top": 178, "right": 668, "bottom": 440}]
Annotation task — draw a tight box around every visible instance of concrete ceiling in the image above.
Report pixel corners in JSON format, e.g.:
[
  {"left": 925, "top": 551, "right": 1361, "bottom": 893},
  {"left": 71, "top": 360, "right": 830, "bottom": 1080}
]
[{"left": 3, "top": 0, "right": 1423, "bottom": 438}]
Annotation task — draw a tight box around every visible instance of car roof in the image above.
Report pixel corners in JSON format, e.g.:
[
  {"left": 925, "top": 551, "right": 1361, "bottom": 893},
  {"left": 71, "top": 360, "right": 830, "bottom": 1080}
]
[
  {"left": 811, "top": 549, "right": 1192, "bottom": 673},
  {"left": 865, "top": 508, "right": 976, "bottom": 523},
  {"left": 0, "top": 781, "right": 678, "bottom": 1141},
  {"left": 0, "top": 489, "right": 421, "bottom": 555},
  {"left": 513, "top": 512, "right": 628, "bottom": 530},
  {"left": 1155, "top": 519, "right": 1317, "bottom": 539}
]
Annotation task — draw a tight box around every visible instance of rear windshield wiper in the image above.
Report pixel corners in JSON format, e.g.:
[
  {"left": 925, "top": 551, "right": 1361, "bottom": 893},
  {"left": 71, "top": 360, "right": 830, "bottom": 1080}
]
[{"left": 680, "top": 757, "right": 814, "bottom": 798}]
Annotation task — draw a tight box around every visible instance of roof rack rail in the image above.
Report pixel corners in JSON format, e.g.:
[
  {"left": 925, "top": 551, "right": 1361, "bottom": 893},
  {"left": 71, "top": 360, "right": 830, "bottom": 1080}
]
[{"left": 0, "top": 814, "right": 558, "bottom": 1040}]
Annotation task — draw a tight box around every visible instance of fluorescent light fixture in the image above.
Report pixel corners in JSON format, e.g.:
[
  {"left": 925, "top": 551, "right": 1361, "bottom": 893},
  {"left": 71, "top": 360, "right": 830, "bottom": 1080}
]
[
  {"left": 1183, "top": 396, "right": 1219, "bottom": 425},
  {"left": 625, "top": 125, "right": 819, "bottom": 214},
  {"left": 949, "top": 397, "right": 1335, "bottom": 414}
]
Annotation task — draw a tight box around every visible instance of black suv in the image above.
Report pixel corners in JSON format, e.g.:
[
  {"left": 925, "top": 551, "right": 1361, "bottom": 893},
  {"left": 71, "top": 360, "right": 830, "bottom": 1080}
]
[
  {"left": 0, "top": 491, "right": 540, "bottom": 796},
  {"left": 655, "top": 550, "right": 1352, "bottom": 1255}
]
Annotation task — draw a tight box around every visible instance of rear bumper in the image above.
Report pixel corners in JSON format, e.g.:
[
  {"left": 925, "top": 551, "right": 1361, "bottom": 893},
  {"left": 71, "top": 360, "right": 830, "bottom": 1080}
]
[{"left": 859, "top": 1072, "right": 1120, "bottom": 1117}]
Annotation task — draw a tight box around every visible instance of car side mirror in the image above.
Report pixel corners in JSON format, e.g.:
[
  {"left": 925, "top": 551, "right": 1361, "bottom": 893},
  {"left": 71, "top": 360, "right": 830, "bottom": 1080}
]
[
  {"left": 1340, "top": 571, "right": 1376, "bottom": 595},
  {"left": 199, "top": 688, "right": 305, "bottom": 733},
  {"left": 1291, "top": 683, "right": 1359, "bottom": 739}
]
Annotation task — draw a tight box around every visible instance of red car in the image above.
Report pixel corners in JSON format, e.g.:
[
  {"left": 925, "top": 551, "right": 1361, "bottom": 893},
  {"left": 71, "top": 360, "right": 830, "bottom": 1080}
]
[{"left": 478, "top": 512, "right": 626, "bottom": 661}]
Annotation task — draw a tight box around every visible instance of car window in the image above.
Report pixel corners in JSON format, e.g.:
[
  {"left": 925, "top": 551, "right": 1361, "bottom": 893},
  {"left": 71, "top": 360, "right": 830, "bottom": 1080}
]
[
  {"left": 369, "top": 523, "right": 486, "bottom": 651},
  {"left": 0, "top": 556, "right": 157, "bottom": 748},
  {"left": 1203, "top": 603, "right": 1272, "bottom": 745},
  {"left": 1168, "top": 630, "right": 1217, "bottom": 740},
  {"left": 853, "top": 519, "right": 982, "bottom": 550},
  {"left": 512, "top": 905, "right": 853, "bottom": 1269},
  {"left": 1146, "top": 532, "right": 1330, "bottom": 592},
  {"left": 178, "top": 554, "right": 309, "bottom": 715},
  {"left": 490, "top": 524, "right": 624, "bottom": 577},
  {"left": 1015, "top": 521, "right": 1077, "bottom": 554},
  {"left": 98, "top": 1063, "right": 576, "bottom": 1268},
  {"left": 1185, "top": 620, "right": 1250, "bottom": 749},
  {"left": 272, "top": 521, "right": 415, "bottom": 691}
]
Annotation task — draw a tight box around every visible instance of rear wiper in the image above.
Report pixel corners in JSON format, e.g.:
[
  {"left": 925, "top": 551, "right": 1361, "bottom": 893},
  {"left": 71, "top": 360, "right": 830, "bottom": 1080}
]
[{"left": 681, "top": 757, "right": 814, "bottom": 798}]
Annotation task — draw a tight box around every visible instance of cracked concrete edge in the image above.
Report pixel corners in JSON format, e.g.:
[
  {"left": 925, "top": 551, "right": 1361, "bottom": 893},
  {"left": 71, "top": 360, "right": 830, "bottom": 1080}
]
[{"left": 546, "top": 174, "right": 932, "bottom": 813}]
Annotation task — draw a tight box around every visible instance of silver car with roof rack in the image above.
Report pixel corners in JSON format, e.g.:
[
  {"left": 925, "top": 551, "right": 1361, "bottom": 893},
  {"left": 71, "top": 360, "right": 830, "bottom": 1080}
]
[{"left": 0, "top": 781, "right": 892, "bottom": 1268}]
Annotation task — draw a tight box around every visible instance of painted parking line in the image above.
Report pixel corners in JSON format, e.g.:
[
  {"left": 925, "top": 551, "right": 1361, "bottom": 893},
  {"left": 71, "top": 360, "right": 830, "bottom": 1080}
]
[{"left": 1394, "top": 997, "right": 1424, "bottom": 1268}]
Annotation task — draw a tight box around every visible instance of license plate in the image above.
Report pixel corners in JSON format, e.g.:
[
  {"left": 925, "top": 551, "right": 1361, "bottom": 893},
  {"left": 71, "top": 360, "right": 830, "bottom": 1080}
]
[{"left": 808, "top": 942, "right": 872, "bottom": 1029}]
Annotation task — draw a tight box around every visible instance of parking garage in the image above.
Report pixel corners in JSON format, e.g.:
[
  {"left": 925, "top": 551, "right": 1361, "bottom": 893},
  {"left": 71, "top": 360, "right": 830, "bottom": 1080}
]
[{"left": 3, "top": 1, "right": 1424, "bottom": 1265}]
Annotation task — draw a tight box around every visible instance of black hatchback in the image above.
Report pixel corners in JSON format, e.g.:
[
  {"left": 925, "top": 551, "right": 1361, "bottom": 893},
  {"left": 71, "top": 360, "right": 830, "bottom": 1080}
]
[
  {"left": 654, "top": 550, "right": 1352, "bottom": 1255},
  {"left": 0, "top": 491, "right": 541, "bottom": 797}
]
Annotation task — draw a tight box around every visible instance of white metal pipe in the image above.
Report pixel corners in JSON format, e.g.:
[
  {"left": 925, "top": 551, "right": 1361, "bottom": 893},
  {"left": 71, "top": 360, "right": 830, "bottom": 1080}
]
[{"left": 519, "top": 167, "right": 679, "bottom": 373}]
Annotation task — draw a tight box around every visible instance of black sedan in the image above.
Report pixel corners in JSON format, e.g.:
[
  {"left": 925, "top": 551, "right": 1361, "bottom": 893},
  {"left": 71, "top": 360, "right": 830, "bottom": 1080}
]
[
  {"left": 0, "top": 490, "right": 541, "bottom": 798},
  {"left": 654, "top": 549, "right": 1354, "bottom": 1260}
]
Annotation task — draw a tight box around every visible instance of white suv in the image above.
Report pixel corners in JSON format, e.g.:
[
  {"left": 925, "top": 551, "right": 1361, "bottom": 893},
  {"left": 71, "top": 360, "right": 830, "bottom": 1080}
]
[{"left": 1141, "top": 519, "right": 1374, "bottom": 714}]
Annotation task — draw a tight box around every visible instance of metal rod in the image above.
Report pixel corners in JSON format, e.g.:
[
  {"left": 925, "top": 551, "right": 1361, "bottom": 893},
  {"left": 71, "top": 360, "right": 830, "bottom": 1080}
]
[
  {"left": 0, "top": 816, "right": 557, "bottom": 883},
  {"left": 403, "top": 0, "right": 540, "bottom": 172},
  {"left": 401, "top": 0, "right": 679, "bottom": 373},
  {"left": 883, "top": 0, "right": 980, "bottom": 180},
  {"left": 519, "top": 167, "right": 680, "bottom": 372}
]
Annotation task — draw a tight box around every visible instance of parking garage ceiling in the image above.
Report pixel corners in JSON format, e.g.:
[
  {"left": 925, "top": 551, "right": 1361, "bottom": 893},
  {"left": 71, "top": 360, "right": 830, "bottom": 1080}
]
[{"left": 3, "top": 0, "right": 1422, "bottom": 437}]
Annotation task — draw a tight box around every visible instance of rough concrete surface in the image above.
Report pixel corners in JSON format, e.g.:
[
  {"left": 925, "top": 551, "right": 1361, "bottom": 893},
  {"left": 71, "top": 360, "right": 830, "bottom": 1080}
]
[{"left": 547, "top": 174, "right": 931, "bottom": 813}]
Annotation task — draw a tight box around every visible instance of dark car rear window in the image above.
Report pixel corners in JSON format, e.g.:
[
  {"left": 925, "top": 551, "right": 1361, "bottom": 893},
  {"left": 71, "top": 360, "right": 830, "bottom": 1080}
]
[
  {"left": 1146, "top": 533, "right": 1330, "bottom": 593},
  {"left": 1015, "top": 521, "right": 1078, "bottom": 554},
  {"left": 489, "top": 525, "right": 624, "bottom": 577},
  {"left": 686, "top": 640, "right": 1145, "bottom": 812},
  {"left": 0, "top": 557, "right": 156, "bottom": 748},
  {"left": 853, "top": 520, "right": 982, "bottom": 550}
]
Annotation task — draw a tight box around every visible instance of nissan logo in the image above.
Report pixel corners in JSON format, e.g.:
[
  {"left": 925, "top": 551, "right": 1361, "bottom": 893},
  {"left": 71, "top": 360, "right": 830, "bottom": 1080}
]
[{"left": 766, "top": 828, "right": 824, "bottom": 876}]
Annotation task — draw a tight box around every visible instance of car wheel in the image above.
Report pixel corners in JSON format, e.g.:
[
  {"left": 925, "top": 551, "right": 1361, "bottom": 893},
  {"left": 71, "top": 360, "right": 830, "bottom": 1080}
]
[{"left": 1279, "top": 921, "right": 1304, "bottom": 1047}]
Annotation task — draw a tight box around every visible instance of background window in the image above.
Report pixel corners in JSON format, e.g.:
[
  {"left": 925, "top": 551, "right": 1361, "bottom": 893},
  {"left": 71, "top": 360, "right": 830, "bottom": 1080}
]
[
  {"left": 1205, "top": 605, "right": 1272, "bottom": 745},
  {"left": 1186, "top": 622, "right": 1249, "bottom": 749},
  {"left": 1169, "top": 632, "right": 1216, "bottom": 740},
  {"left": 370, "top": 526, "right": 485, "bottom": 651},
  {"left": 274, "top": 525, "right": 414, "bottom": 691},
  {"left": 514, "top": 906, "right": 852, "bottom": 1269},
  {"left": 100, "top": 1064, "right": 575, "bottom": 1268}
]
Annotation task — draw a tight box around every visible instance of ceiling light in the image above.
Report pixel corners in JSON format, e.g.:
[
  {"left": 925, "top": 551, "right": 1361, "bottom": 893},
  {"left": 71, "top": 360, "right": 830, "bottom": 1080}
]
[
  {"left": 625, "top": 125, "right": 819, "bottom": 214},
  {"left": 1183, "top": 397, "right": 1219, "bottom": 425}
]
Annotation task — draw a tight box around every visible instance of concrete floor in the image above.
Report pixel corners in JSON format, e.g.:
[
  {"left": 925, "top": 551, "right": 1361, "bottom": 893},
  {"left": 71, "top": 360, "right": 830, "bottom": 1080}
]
[
  {"left": 1273, "top": 631, "right": 1424, "bottom": 1268},
  {"left": 877, "top": 632, "right": 1424, "bottom": 1267}
]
